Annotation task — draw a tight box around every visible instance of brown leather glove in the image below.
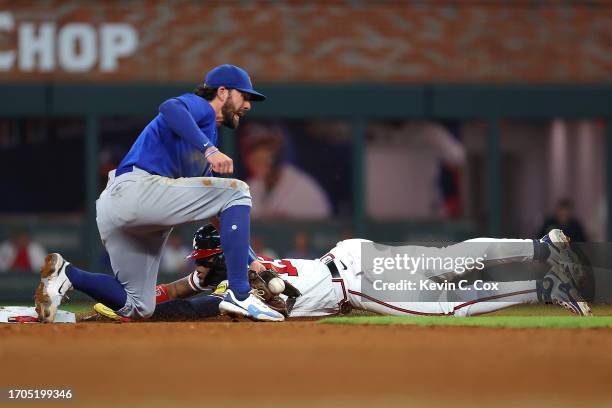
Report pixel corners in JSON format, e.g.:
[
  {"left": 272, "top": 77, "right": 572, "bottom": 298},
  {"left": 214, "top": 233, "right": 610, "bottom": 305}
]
[{"left": 248, "top": 268, "right": 302, "bottom": 316}]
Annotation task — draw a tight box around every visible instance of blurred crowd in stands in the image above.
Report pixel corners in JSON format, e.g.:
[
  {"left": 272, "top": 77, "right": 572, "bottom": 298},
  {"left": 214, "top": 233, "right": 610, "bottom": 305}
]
[{"left": 0, "top": 231, "right": 46, "bottom": 273}]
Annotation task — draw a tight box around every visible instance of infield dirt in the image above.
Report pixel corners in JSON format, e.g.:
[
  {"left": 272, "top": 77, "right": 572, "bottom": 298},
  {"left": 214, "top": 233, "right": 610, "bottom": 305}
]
[{"left": 1, "top": 321, "right": 611, "bottom": 407}]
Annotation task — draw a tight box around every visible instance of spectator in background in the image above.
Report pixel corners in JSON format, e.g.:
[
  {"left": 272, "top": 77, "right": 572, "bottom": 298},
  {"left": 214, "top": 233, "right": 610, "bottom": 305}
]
[
  {"left": 160, "top": 234, "right": 192, "bottom": 275},
  {"left": 538, "top": 199, "right": 588, "bottom": 242},
  {"left": 241, "top": 123, "right": 332, "bottom": 219},
  {"left": 0, "top": 231, "right": 46, "bottom": 273},
  {"left": 286, "top": 231, "right": 316, "bottom": 259},
  {"left": 366, "top": 121, "right": 466, "bottom": 219}
]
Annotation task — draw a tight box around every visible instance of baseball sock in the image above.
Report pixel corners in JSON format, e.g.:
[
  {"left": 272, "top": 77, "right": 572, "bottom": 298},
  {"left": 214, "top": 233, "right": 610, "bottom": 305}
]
[
  {"left": 532, "top": 240, "right": 551, "bottom": 262},
  {"left": 219, "top": 205, "right": 251, "bottom": 300},
  {"left": 151, "top": 296, "right": 222, "bottom": 320},
  {"left": 151, "top": 299, "right": 197, "bottom": 320},
  {"left": 65, "top": 265, "right": 128, "bottom": 311},
  {"left": 188, "top": 294, "right": 223, "bottom": 316}
]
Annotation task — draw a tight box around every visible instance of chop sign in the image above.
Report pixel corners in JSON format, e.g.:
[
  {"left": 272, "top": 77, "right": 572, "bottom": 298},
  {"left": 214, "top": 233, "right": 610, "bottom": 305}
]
[{"left": 0, "top": 11, "right": 138, "bottom": 72}]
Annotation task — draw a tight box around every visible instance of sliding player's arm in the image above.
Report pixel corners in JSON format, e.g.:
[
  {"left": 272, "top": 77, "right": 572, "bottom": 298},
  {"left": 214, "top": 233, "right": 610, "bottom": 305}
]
[{"left": 155, "top": 266, "right": 210, "bottom": 303}]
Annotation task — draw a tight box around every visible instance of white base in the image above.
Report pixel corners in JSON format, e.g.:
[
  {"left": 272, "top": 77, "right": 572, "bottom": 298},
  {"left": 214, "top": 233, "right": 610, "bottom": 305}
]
[{"left": 0, "top": 306, "right": 76, "bottom": 323}]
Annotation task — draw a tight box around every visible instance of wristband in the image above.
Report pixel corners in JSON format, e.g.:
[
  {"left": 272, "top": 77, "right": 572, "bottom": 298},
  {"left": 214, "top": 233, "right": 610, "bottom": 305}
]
[{"left": 204, "top": 148, "right": 219, "bottom": 159}]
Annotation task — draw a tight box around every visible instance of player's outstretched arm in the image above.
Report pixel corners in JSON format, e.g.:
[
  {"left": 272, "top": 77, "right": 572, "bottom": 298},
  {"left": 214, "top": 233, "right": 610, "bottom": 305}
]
[{"left": 156, "top": 266, "right": 209, "bottom": 304}]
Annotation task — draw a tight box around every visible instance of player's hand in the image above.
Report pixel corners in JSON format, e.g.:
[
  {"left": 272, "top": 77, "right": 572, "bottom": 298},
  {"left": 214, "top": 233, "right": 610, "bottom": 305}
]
[
  {"left": 195, "top": 265, "right": 209, "bottom": 282},
  {"left": 249, "top": 259, "right": 266, "bottom": 273},
  {"left": 205, "top": 147, "right": 233, "bottom": 174}
]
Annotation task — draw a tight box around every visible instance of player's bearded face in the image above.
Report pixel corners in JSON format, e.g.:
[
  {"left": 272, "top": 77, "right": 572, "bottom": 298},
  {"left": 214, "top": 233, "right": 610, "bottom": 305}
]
[{"left": 221, "top": 91, "right": 245, "bottom": 129}]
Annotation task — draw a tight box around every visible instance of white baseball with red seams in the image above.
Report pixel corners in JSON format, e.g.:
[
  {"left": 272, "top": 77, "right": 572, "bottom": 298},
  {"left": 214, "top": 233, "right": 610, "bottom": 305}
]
[{"left": 257, "top": 238, "right": 540, "bottom": 318}]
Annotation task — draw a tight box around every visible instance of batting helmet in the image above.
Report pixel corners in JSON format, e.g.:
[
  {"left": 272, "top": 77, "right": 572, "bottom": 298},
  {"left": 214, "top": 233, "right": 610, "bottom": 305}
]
[{"left": 186, "top": 224, "right": 227, "bottom": 286}]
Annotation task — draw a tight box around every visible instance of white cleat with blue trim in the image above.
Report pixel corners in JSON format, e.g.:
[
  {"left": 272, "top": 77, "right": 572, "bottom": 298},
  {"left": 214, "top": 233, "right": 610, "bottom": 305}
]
[{"left": 219, "top": 289, "right": 285, "bottom": 322}]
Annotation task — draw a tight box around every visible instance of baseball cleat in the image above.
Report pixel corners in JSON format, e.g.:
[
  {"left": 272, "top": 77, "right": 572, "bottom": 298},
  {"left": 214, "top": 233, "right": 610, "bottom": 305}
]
[
  {"left": 540, "top": 229, "right": 586, "bottom": 286},
  {"left": 212, "top": 280, "right": 229, "bottom": 297},
  {"left": 93, "top": 303, "right": 131, "bottom": 323},
  {"left": 34, "top": 253, "right": 73, "bottom": 323},
  {"left": 219, "top": 288, "right": 284, "bottom": 322},
  {"left": 537, "top": 264, "right": 592, "bottom": 316},
  {"left": 540, "top": 229, "right": 571, "bottom": 262}
]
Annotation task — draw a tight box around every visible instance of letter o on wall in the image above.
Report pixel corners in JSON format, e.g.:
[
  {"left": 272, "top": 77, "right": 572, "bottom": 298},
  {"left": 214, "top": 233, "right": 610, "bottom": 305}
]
[{"left": 58, "top": 23, "right": 96, "bottom": 72}]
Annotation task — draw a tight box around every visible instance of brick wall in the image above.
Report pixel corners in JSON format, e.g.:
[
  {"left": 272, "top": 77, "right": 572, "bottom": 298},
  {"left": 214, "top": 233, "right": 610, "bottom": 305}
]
[{"left": 1, "top": 1, "right": 610, "bottom": 82}]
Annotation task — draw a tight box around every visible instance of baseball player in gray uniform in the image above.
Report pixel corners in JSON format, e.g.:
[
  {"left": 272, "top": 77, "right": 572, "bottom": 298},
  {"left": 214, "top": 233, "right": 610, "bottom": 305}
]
[{"left": 35, "top": 64, "right": 284, "bottom": 322}]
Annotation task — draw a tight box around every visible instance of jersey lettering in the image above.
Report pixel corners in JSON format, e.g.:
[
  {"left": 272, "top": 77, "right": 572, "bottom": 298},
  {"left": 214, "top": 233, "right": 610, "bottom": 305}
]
[{"left": 257, "top": 256, "right": 298, "bottom": 276}]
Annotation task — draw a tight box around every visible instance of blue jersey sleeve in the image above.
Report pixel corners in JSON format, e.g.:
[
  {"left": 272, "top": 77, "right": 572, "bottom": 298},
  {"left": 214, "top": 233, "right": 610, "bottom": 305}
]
[
  {"left": 247, "top": 246, "right": 257, "bottom": 265},
  {"left": 158, "top": 98, "right": 213, "bottom": 151}
]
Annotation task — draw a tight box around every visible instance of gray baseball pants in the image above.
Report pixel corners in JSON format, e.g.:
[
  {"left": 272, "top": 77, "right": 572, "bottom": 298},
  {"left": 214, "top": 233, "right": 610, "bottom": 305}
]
[{"left": 96, "top": 167, "right": 251, "bottom": 318}]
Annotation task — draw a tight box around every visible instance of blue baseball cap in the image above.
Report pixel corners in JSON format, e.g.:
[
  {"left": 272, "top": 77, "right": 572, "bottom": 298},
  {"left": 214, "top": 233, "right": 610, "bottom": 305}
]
[{"left": 204, "top": 64, "right": 266, "bottom": 101}]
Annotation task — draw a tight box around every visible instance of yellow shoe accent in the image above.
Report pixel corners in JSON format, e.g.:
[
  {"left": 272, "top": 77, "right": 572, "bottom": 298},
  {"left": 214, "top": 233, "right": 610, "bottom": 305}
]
[
  {"left": 93, "top": 303, "right": 121, "bottom": 321},
  {"left": 213, "top": 280, "right": 229, "bottom": 296}
]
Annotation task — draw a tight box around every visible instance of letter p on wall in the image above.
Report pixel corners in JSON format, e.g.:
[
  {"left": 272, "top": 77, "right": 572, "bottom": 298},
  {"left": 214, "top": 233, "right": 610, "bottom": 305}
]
[{"left": 100, "top": 24, "right": 138, "bottom": 72}]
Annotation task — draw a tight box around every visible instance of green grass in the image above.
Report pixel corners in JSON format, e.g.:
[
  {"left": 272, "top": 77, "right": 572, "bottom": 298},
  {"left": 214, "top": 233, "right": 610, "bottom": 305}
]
[
  {"left": 58, "top": 303, "right": 95, "bottom": 314},
  {"left": 486, "top": 304, "right": 612, "bottom": 316},
  {"left": 320, "top": 315, "right": 612, "bottom": 329},
  {"left": 345, "top": 304, "right": 612, "bottom": 317}
]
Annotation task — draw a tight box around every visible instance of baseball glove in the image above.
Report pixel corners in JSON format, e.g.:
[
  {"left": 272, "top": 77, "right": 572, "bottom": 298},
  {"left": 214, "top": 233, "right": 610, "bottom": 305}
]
[{"left": 249, "top": 268, "right": 301, "bottom": 316}]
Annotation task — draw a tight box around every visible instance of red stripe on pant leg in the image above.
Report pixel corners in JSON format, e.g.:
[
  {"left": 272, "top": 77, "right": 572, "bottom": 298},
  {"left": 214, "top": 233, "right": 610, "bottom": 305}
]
[
  {"left": 348, "top": 288, "right": 537, "bottom": 316},
  {"left": 348, "top": 290, "right": 448, "bottom": 316},
  {"left": 452, "top": 289, "right": 537, "bottom": 312}
]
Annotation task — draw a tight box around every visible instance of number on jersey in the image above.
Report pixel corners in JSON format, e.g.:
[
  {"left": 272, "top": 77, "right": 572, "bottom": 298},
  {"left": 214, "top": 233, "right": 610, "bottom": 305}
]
[{"left": 257, "top": 256, "right": 298, "bottom": 276}]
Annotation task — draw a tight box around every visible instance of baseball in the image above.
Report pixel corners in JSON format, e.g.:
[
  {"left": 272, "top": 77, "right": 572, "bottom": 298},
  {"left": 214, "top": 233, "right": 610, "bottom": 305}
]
[{"left": 268, "top": 277, "right": 286, "bottom": 294}]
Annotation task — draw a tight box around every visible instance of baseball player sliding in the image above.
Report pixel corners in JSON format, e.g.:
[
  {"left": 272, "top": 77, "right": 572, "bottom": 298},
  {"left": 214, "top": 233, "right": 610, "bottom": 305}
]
[
  {"left": 92, "top": 225, "right": 591, "bottom": 322},
  {"left": 35, "top": 65, "right": 284, "bottom": 323}
]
